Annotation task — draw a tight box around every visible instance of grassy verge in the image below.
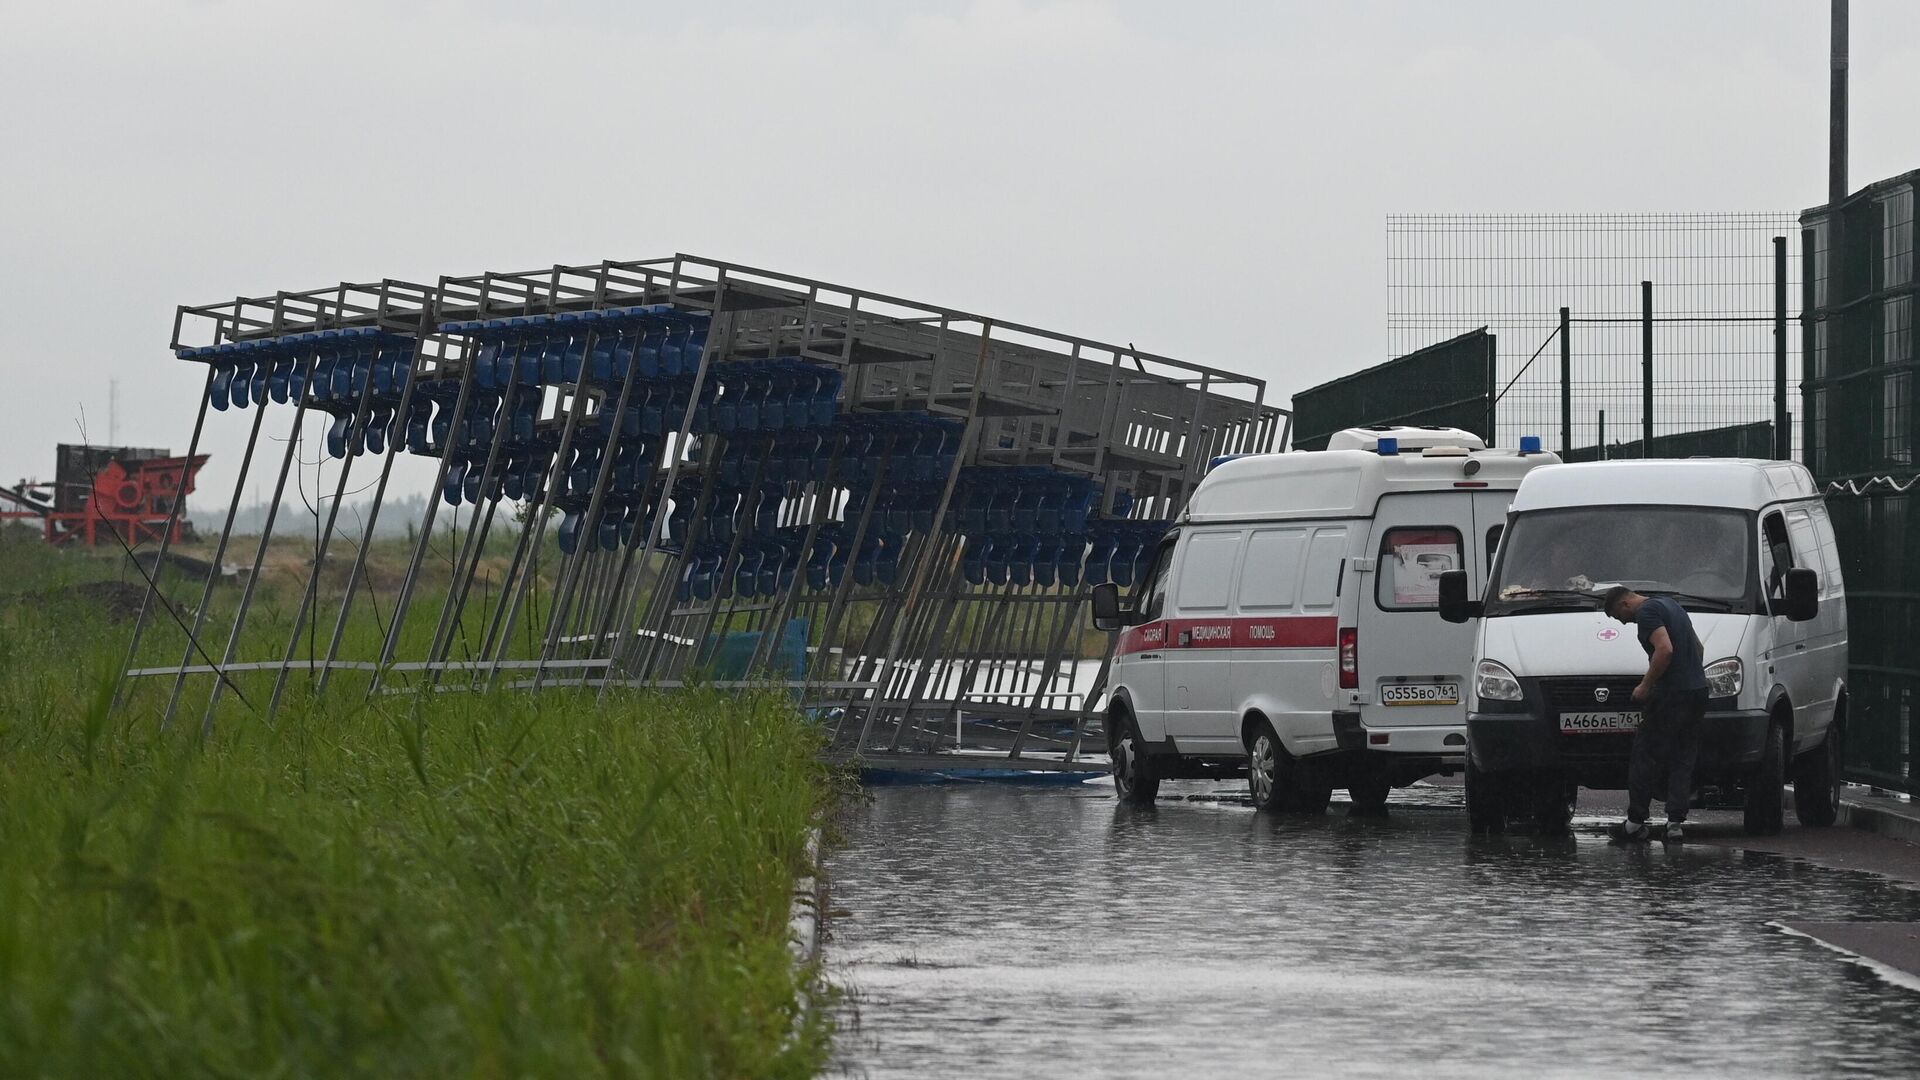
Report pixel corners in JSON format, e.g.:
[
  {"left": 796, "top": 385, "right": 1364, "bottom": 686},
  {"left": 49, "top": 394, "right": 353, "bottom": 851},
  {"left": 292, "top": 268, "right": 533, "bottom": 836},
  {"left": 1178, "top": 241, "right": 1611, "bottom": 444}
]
[{"left": 0, "top": 555, "right": 837, "bottom": 1077}]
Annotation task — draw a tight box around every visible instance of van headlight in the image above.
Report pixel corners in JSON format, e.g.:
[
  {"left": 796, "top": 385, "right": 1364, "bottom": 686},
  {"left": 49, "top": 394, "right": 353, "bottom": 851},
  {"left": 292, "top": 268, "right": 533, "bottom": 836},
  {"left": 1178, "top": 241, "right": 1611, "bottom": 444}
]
[
  {"left": 1705, "top": 657, "right": 1743, "bottom": 699},
  {"left": 1476, "top": 660, "right": 1523, "bottom": 702}
]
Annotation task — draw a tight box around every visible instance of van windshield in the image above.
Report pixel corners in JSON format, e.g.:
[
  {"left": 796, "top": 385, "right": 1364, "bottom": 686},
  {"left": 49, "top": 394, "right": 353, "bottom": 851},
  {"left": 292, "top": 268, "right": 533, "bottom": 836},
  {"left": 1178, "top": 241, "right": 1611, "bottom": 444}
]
[{"left": 1485, "top": 506, "right": 1756, "bottom": 616}]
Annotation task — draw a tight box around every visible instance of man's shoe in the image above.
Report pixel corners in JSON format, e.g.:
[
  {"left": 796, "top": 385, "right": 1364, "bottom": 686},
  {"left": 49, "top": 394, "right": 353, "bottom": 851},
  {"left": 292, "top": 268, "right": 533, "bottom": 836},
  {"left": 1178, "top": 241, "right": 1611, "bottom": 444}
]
[
  {"left": 1608, "top": 820, "right": 1650, "bottom": 844},
  {"left": 1663, "top": 822, "right": 1685, "bottom": 843}
]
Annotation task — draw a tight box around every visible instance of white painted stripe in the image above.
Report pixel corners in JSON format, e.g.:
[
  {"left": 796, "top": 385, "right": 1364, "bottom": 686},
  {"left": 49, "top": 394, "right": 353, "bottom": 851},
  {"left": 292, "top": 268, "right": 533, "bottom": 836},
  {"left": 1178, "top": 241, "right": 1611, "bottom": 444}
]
[{"left": 1767, "top": 921, "right": 1920, "bottom": 996}]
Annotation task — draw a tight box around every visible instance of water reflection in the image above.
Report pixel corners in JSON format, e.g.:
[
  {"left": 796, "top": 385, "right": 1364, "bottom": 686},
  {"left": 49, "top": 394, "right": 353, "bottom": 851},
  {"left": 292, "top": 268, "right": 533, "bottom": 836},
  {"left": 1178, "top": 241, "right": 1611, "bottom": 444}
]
[{"left": 829, "top": 781, "right": 1920, "bottom": 1078}]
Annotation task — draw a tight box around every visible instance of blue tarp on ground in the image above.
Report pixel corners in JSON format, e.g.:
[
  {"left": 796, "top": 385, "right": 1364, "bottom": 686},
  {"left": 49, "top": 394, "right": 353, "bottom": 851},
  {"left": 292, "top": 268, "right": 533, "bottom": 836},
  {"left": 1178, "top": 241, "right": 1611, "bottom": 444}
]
[{"left": 704, "top": 617, "right": 809, "bottom": 683}]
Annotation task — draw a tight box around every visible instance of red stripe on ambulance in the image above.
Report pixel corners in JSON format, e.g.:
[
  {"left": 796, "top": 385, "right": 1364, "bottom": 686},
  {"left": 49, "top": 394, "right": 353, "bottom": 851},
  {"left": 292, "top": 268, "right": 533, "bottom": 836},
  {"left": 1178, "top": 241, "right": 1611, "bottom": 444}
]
[{"left": 1115, "top": 616, "right": 1337, "bottom": 656}]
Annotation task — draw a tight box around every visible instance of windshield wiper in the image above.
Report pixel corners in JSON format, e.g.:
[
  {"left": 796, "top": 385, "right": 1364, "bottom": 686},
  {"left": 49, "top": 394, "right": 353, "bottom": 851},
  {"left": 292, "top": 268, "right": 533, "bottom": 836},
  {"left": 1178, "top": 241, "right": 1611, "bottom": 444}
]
[
  {"left": 1495, "top": 587, "right": 1598, "bottom": 601},
  {"left": 1644, "top": 589, "right": 1737, "bottom": 612},
  {"left": 1489, "top": 588, "right": 1603, "bottom": 615},
  {"left": 1494, "top": 600, "right": 1598, "bottom": 615}
]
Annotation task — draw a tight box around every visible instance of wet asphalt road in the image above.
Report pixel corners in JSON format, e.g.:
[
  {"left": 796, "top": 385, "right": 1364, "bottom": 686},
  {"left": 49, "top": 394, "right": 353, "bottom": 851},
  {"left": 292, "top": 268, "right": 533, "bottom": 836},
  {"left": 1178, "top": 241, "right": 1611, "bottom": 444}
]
[{"left": 828, "top": 780, "right": 1920, "bottom": 1079}]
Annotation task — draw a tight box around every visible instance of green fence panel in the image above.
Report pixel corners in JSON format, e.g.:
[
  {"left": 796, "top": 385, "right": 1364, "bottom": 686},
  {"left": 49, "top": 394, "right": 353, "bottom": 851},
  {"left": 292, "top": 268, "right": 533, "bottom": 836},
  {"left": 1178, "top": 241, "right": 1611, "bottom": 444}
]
[
  {"left": 1804, "top": 170, "right": 1920, "bottom": 794},
  {"left": 1292, "top": 329, "right": 1494, "bottom": 451},
  {"left": 1826, "top": 486, "right": 1918, "bottom": 791},
  {"left": 1563, "top": 421, "right": 1776, "bottom": 463}
]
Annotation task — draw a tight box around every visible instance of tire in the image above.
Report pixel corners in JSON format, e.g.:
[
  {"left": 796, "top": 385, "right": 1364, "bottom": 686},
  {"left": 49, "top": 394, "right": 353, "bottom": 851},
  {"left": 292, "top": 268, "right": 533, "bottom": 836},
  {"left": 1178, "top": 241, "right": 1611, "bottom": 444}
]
[
  {"left": 1110, "top": 710, "right": 1160, "bottom": 806},
  {"left": 1248, "top": 718, "right": 1329, "bottom": 814},
  {"left": 1743, "top": 721, "right": 1786, "bottom": 836},
  {"left": 1247, "top": 718, "right": 1286, "bottom": 813},
  {"left": 1529, "top": 771, "right": 1575, "bottom": 837},
  {"left": 1348, "top": 772, "right": 1392, "bottom": 816},
  {"left": 1793, "top": 721, "right": 1843, "bottom": 828},
  {"left": 1465, "top": 756, "right": 1505, "bottom": 835}
]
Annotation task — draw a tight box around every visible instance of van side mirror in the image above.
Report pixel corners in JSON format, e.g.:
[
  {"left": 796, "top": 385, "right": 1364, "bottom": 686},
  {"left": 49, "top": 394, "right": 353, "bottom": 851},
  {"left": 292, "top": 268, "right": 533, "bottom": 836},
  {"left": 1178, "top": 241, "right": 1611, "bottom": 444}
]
[
  {"left": 1091, "top": 582, "right": 1126, "bottom": 631},
  {"left": 1782, "top": 567, "right": 1819, "bottom": 622},
  {"left": 1438, "top": 569, "right": 1481, "bottom": 624}
]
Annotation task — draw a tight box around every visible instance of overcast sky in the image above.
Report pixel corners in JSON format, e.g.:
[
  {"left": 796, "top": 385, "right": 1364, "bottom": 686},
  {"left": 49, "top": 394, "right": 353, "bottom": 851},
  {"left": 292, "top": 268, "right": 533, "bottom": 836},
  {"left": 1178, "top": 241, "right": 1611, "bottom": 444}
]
[{"left": 4, "top": 0, "right": 1916, "bottom": 504}]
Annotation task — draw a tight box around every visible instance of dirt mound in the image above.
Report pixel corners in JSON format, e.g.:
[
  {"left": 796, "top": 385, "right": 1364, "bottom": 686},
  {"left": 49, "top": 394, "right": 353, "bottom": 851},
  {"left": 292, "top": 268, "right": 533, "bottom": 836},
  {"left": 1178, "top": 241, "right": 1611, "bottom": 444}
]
[{"left": 48, "top": 580, "right": 154, "bottom": 620}]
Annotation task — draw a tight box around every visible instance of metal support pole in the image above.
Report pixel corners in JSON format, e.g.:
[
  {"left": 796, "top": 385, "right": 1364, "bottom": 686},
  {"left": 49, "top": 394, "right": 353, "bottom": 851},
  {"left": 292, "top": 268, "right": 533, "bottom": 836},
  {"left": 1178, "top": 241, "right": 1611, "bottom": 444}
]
[
  {"left": 629, "top": 437, "right": 725, "bottom": 685},
  {"left": 604, "top": 277, "right": 728, "bottom": 685},
  {"left": 1641, "top": 280, "right": 1654, "bottom": 454},
  {"left": 199, "top": 375, "right": 319, "bottom": 731},
  {"left": 265, "top": 336, "right": 390, "bottom": 716},
  {"left": 1485, "top": 333, "right": 1498, "bottom": 447},
  {"left": 747, "top": 442, "right": 845, "bottom": 678},
  {"left": 1775, "top": 235, "right": 1791, "bottom": 460},
  {"left": 114, "top": 366, "right": 214, "bottom": 710},
  {"left": 883, "top": 533, "right": 969, "bottom": 751},
  {"left": 1598, "top": 409, "right": 1607, "bottom": 460},
  {"left": 682, "top": 437, "right": 774, "bottom": 675},
  {"left": 161, "top": 357, "right": 281, "bottom": 729},
  {"left": 1832, "top": 0, "right": 1849, "bottom": 207},
  {"left": 1558, "top": 306, "right": 1572, "bottom": 456},
  {"left": 1066, "top": 633, "right": 1120, "bottom": 764},
  {"left": 1008, "top": 592, "right": 1084, "bottom": 759},
  {"left": 483, "top": 370, "right": 598, "bottom": 690},
  {"left": 800, "top": 452, "right": 891, "bottom": 698},
  {"left": 532, "top": 318, "right": 659, "bottom": 690},
  {"left": 426, "top": 327, "right": 537, "bottom": 676},
  {"left": 312, "top": 318, "right": 435, "bottom": 697},
  {"left": 369, "top": 279, "right": 488, "bottom": 694},
  {"left": 852, "top": 324, "right": 991, "bottom": 751}
]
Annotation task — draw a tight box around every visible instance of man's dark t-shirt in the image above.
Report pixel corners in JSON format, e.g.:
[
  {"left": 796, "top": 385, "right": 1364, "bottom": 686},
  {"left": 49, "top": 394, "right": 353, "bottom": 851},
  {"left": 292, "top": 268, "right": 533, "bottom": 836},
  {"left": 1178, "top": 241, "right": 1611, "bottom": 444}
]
[{"left": 1636, "top": 595, "right": 1709, "bottom": 693}]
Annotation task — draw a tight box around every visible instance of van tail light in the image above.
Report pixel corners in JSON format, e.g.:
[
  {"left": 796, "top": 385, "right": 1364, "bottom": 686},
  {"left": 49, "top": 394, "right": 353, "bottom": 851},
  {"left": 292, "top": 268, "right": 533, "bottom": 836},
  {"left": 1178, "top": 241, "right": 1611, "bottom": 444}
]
[{"left": 1338, "top": 627, "right": 1358, "bottom": 689}]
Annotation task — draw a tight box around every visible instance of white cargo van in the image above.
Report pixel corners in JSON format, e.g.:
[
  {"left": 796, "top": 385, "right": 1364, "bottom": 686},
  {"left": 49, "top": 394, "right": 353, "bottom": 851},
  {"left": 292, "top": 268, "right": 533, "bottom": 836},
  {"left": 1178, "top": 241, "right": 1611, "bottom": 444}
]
[
  {"left": 1090, "top": 426, "right": 1560, "bottom": 811},
  {"left": 1438, "top": 459, "right": 1848, "bottom": 836}
]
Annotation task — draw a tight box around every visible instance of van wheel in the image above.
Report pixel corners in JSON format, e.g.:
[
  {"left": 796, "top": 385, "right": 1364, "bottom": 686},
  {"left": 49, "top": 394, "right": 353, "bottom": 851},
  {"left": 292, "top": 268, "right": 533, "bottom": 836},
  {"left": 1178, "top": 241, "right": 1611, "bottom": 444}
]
[
  {"left": 1465, "top": 758, "right": 1504, "bottom": 835},
  {"left": 1530, "top": 772, "right": 1575, "bottom": 836},
  {"left": 1348, "top": 773, "right": 1392, "bottom": 816},
  {"left": 1792, "top": 721, "right": 1843, "bottom": 827},
  {"left": 1743, "top": 721, "right": 1786, "bottom": 836},
  {"left": 1248, "top": 718, "right": 1328, "bottom": 814},
  {"left": 1110, "top": 712, "right": 1160, "bottom": 806}
]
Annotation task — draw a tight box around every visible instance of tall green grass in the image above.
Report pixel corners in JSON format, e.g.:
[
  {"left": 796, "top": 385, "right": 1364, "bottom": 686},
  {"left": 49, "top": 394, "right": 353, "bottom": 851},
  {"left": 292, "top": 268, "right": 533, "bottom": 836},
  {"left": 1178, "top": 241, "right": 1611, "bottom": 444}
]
[{"left": 0, "top": 571, "right": 835, "bottom": 1078}]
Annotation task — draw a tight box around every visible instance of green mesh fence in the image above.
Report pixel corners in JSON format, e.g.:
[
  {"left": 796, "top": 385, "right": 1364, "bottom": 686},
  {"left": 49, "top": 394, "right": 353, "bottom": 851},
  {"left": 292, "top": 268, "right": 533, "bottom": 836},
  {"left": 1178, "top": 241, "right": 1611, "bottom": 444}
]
[
  {"left": 1562, "top": 420, "right": 1776, "bottom": 463},
  {"left": 1805, "top": 168, "right": 1920, "bottom": 794},
  {"left": 1292, "top": 329, "right": 1494, "bottom": 451}
]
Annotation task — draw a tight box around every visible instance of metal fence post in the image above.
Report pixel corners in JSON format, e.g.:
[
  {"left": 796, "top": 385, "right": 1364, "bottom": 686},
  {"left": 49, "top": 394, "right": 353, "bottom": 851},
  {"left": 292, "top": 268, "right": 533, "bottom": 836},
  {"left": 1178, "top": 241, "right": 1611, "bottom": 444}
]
[
  {"left": 1775, "top": 235, "right": 1790, "bottom": 459},
  {"left": 1641, "top": 280, "right": 1654, "bottom": 453},
  {"left": 1559, "top": 306, "right": 1572, "bottom": 456},
  {"left": 1485, "top": 333, "right": 1498, "bottom": 446}
]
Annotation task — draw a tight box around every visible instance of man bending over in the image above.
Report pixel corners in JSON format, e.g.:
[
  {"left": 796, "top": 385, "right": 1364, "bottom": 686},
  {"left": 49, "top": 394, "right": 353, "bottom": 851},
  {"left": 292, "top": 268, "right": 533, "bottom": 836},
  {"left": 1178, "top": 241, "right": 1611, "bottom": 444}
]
[{"left": 1604, "top": 586, "right": 1709, "bottom": 843}]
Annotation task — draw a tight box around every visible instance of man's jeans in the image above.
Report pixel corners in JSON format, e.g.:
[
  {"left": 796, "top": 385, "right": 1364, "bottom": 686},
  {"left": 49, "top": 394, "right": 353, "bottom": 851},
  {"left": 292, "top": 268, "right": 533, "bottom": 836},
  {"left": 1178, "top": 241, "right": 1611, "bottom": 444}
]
[{"left": 1628, "top": 687, "right": 1710, "bottom": 824}]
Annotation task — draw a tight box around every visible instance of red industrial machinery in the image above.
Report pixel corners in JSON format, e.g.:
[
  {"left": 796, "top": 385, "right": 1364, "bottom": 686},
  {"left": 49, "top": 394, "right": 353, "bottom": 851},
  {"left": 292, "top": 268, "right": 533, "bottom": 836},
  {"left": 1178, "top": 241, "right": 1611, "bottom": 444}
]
[{"left": 1, "top": 444, "right": 209, "bottom": 547}]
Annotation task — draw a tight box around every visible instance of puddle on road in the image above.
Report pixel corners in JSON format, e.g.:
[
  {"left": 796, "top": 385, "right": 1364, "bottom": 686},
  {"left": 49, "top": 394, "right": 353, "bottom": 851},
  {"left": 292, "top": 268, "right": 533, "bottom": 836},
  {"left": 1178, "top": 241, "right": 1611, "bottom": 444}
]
[{"left": 828, "top": 781, "right": 1920, "bottom": 1079}]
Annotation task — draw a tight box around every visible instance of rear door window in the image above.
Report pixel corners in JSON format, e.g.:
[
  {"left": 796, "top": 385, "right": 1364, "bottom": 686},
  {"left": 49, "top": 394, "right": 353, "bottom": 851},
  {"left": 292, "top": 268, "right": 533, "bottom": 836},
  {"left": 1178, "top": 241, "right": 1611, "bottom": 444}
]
[{"left": 1377, "top": 527, "right": 1464, "bottom": 611}]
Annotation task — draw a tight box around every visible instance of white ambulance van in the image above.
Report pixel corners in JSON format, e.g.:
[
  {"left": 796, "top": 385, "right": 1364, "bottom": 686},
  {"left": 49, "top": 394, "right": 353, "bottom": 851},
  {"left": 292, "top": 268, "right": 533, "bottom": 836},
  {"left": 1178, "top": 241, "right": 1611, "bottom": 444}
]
[
  {"left": 1437, "top": 459, "right": 1848, "bottom": 836},
  {"left": 1090, "top": 426, "right": 1560, "bottom": 811}
]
